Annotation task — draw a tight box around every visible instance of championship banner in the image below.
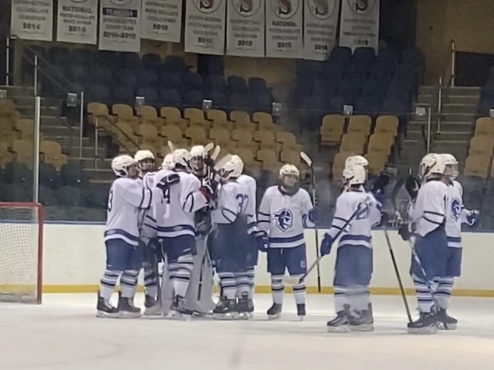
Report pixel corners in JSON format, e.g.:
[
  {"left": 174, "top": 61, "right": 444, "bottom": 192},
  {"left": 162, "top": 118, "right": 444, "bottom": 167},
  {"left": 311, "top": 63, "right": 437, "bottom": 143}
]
[
  {"left": 184, "top": 0, "right": 226, "bottom": 55},
  {"left": 11, "top": 0, "right": 53, "bottom": 41},
  {"left": 57, "top": 0, "right": 98, "bottom": 45},
  {"left": 265, "top": 0, "right": 303, "bottom": 59},
  {"left": 99, "top": 0, "right": 142, "bottom": 52},
  {"left": 304, "top": 0, "right": 340, "bottom": 61},
  {"left": 339, "top": 0, "right": 380, "bottom": 51},
  {"left": 226, "top": 0, "right": 265, "bottom": 58},
  {"left": 141, "top": 0, "right": 183, "bottom": 43}
]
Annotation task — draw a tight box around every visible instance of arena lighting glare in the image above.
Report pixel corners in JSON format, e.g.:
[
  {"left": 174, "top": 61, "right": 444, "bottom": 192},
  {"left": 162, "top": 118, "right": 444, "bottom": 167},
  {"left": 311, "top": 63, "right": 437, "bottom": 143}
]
[
  {"left": 135, "top": 96, "right": 145, "bottom": 110},
  {"left": 272, "top": 102, "right": 282, "bottom": 117},
  {"left": 415, "top": 106, "right": 426, "bottom": 117}
]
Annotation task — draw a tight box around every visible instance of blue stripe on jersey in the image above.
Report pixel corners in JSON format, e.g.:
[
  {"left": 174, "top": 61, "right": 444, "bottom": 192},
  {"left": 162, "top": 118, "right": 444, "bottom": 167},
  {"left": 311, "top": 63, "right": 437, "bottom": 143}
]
[
  {"left": 259, "top": 211, "right": 270, "bottom": 217},
  {"left": 146, "top": 214, "right": 156, "bottom": 222},
  {"left": 258, "top": 220, "right": 270, "bottom": 224},
  {"left": 447, "top": 236, "right": 461, "bottom": 243},
  {"left": 157, "top": 224, "right": 195, "bottom": 233},
  {"left": 144, "top": 222, "right": 157, "bottom": 230},
  {"left": 221, "top": 208, "right": 237, "bottom": 223},
  {"left": 424, "top": 210, "right": 444, "bottom": 217},
  {"left": 333, "top": 216, "right": 349, "bottom": 223},
  {"left": 340, "top": 234, "right": 371, "bottom": 243},
  {"left": 104, "top": 228, "right": 139, "bottom": 242},
  {"left": 184, "top": 193, "right": 194, "bottom": 213},
  {"left": 423, "top": 216, "right": 443, "bottom": 225},
  {"left": 269, "top": 233, "right": 304, "bottom": 244}
]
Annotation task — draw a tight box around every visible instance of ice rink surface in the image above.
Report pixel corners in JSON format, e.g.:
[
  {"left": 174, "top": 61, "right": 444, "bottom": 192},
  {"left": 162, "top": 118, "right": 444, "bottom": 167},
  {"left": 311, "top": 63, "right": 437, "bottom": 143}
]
[{"left": 1, "top": 294, "right": 494, "bottom": 370}]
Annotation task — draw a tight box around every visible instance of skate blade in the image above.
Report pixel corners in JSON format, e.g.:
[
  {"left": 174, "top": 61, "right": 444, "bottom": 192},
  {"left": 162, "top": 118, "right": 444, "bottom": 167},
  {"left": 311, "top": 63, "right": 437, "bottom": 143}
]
[
  {"left": 349, "top": 324, "right": 374, "bottom": 332},
  {"left": 165, "top": 311, "right": 192, "bottom": 321},
  {"left": 144, "top": 307, "right": 163, "bottom": 316},
  {"left": 96, "top": 311, "right": 122, "bottom": 319},
  {"left": 437, "top": 322, "right": 457, "bottom": 330},
  {"left": 327, "top": 325, "right": 351, "bottom": 333},
  {"left": 120, "top": 311, "right": 142, "bottom": 318},
  {"left": 407, "top": 325, "right": 437, "bottom": 335},
  {"left": 213, "top": 313, "right": 236, "bottom": 320},
  {"left": 297, "top": 315, "right": 305, "bottom": 322},
  {"left": 267, "top": 314, "right": 281, "bottom": 320},
  {"left": 237, "top": 312, "right": 250, "bottom": 320}
]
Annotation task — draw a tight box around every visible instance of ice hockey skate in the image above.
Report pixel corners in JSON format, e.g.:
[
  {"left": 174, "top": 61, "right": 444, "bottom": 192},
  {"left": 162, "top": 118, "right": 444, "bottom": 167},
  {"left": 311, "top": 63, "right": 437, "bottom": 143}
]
[
  {"left": 327, "top": 306, "right": 351, "bottom": 333},
  {"left": 213, "top": 298, "right": 238, "bottom": 320},
  {"left": 117, "top": 292, "right": 141, "bottom": 318},
  {"left": 96, "top": 292, "right": 122, "bottom": 318},
  {"left": 236, "top": 293, "right": 251, "bottom": 320},
  {"left": 267, "top": 302, "right": 282, "bottom": 320},
  {"left": 165, "top": 296, "right": 192, "bottom": 320},
  {"left": 349, "top": 305, "right": 374, "bottom": 332},
  {"left": 144, "top": 295, "right": 162, "bottom": 316},
  {"left": 297, "top": 303, "right": 306, "bottom": 321},
  {"left": 437, "top": 308, "right": 458, "bottom": 330},
  {"left": 407, "top": 312, "right": 438, "bottom": 334}
]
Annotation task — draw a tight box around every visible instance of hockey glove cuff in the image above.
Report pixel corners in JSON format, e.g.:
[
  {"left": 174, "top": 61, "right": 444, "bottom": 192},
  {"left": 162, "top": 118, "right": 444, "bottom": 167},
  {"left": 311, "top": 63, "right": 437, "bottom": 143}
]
[
  {"left": 255, "top": 231, "right": 269, "bottom": 252},
  {"left": 398, "top": 223, "right": 414, "bottom": 241},
  {"left": 308, "top": 208, "right": 318, "bottom": 224},
  {"left": 405, "top": 175, "right": 420, "bottom": 201},
  {"left": 466, "top": 210, "right": 480, "bottom": 227}
]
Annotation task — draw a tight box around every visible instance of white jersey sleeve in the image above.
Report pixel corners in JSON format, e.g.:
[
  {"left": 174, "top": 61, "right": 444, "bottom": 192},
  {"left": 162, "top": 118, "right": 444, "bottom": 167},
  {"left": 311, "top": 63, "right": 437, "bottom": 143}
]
[
  {"left": 299, "top": 189, "right": 315, "bottom": 228},
  {"left": 257, "top": 187, "right": 272, "bottom": 234},
  {"left": 212, "top": 181, "right": 249, "bottom": 224},
  {"left": 412, "top": 180, "right": 448, "bottom": 237},
  {"left": 181, "top": 173, "right": 208, "bottom": 213},
  {"left": 238, "top": 174, "right": 257, "bottom": 231}
]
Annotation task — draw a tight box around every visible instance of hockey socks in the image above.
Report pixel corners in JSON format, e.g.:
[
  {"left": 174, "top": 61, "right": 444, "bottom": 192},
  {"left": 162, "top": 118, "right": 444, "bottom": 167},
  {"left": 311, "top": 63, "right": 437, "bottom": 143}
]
[
  {"left": 169, "top": 256, "right": 194, "bottom": 298},
  {"left": 291, "top": 275, "right": 306, "bottom": 306},
  {"left": 218, "top": 272, "right": 236, "bottom": 300},
  {"left": 144, "top": 267, "right": 159, "bottom": 299},
  {"left": 99, "top": 270, "right": 121, "bottom": 300},
  {"left": 271, "top": 275, "right": 284, "bottom": 304},
  {"left": 412, "top": 274, "right": 434, "bottom": 313},
  {"left": 434, "top": 276, "right": 454, "bottom": 309},
  {"left": 235, "top": 272, "right": 250, "bottom": 298},
  {"left": 246, "top": 267, "right": 255, "bottom": 299},
  {"left": 121, "top": 270, "right": 139, "bottom": 298}
]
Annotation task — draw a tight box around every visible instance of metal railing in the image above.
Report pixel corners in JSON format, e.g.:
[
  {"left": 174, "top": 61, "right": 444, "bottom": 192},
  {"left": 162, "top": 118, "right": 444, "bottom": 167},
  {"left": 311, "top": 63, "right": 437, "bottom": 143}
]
[{"left": 436, "top": 39, "right": 457, "bottom": 135}]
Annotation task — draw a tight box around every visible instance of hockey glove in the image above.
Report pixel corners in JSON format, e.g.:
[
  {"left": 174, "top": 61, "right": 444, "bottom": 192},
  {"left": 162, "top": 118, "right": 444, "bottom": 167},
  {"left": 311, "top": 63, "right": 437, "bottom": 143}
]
[
  {"left": 320, "top": 233, "right": 334, "bottom": 256},
  {"left": 371, "top": 172, "right": 390, "bottom": 195},
  {"left": 199, "top": 178, "right": 219, "bottom": 202},
  {"left": 308, "top": 208, "right": 318, "bottom": 224},
  {"left": 405, "top": 175, "right": 421, "bottom": 201},
  {"left": 255, "top": 231, "right": 270, "bottom": 252},
  {"left": 398, "top": 223, "right": 415, "bottom": 241},
  {"left": 466, "top": 210, "right": 480, "bottom": 227}
]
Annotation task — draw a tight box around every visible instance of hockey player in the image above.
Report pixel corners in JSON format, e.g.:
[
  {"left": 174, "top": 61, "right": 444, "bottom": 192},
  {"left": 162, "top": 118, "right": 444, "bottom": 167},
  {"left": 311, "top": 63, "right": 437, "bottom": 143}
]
[
  {"left": 257, "top": 164, "right": 316, "bottom": 321},
  {"left": 398, "top": 153, "right": 449, "bottom": 334},
  {"left": 185, "top": 145, "right": 215, "bottom": 315},
  {"left": 211, "top": 159, "right": 250, "bottom": 319},
  {"left": 320, "top": 164, "right": 382, "bottom": 332},
  {"left": 231, "top": 155, "right": 258, "bottom": 316},
  {"left": 162, "top": 153, "right": 174, "bottom": 170},
  {"left": 97, "top": 155, "right": 163, "bottom": 318},
  {"left": 152, "top": 149, "right": 214, "bottom": 319},
  {"left": 437, "top": 153, "right": 479, "bottom": 329}
]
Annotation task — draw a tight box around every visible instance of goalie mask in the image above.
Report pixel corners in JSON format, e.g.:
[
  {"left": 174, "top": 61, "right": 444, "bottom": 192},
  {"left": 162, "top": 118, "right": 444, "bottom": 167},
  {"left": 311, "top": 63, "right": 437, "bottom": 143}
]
[
  {"left": 134, "top": 150, "right": 155, "bottom": 174},
  {"left": 279, "top": 164, "right": 300, "bottom": 193},
  {"left": 441, "top": 153, "right": 459, "bottom": 180},
  {"left": 419, "top": 153, "right": 446, "bottom": 181},
  {"left": 112, "top": 155, "right": 138, "bottom": 178},
  {"left": 190, "top": 145, "right": 206, "bottom": 176}
]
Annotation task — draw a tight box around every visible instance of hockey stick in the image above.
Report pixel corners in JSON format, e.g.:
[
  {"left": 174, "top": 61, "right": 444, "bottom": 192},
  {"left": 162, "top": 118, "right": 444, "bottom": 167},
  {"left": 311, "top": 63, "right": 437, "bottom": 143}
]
[
  {"left": 168, "top": 140, "right": 175, "bottom": 153},
  {"left": 284, "top": 202, "right": 369, "bottom": 285},
  {"left": 384, "top": 228, "right": 412, "bottom": 323},
  {"left": 211, "top": 145, "right": 221, "bottom": 160},
  {"left": 299, "top": 151, "right": 321, "bottom": 292},
  {"left": 205, "top": 142, "right": 215, "bottom": 153}
]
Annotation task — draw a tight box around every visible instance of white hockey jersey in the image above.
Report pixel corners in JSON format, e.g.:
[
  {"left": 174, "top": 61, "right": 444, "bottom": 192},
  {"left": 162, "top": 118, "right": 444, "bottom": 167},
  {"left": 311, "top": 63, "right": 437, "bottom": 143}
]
[
  {"left": 258, "top": 186, "right": 314, "bottom": 249},
  {"left": 136, "top": 174, "right": 158, "bottom": 241},
  {"left": 237, "top": 174, "right": 257, "bottom": 231},
  {"left": 151, "top": 169, "right": 209, "bottom": 238},
  {"left": 211, "top": 180, "right": 249, "bottom": 224},
  {"left": 104, "top": 177, "right": 161, "bottom": 246},
  {"left": 326, "top": 190, "right": 381, "bottom": 249},
  {"left": 445, "top": 180, "right": 471, "bottom": 248},
  {"left": 411, "top": 179, "right": 448, "bottom": 237}
]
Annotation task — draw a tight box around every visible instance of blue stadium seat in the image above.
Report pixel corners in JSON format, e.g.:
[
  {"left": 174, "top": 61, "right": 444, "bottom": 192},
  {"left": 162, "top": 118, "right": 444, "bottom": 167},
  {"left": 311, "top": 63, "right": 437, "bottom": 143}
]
[
  {"left": 112, "top": 86, "right": 135, "bottom": 104},
  {"left": 362, "top": 79, "right": 389, "bottom": 99},
  {"left": 86, "top": 84, "right": 111, "bottom": 103},
  {"left": 96, "top": 50, "right": 121, "bottom": 68},
  {"left": 161, "top": 72, "right": 183, "bottom": 90},
  {"left": 159, "top": 88, "right": 182, "bottom": 106},
  {"left": 142, "top": 53, "right": 162, "bottom": 69},
  {"left": 71, "top": 49, "right": 94, "bottom": 66},
  {"left": 49, "top": 47, "right": 71, "bottom": 66},
  {"left": 136, "top": 69, "right": 159, "bottom": 88},
  {"left": 227, "top": 76, "right": 248, "bottom": 93},
  {"left": 121, "top": 52, "right": 142, "bottom": 69},
  {"left": 136, "top": 87, "right": 159, "bottom": 106},
  {"left": 184, "top": 73, "right": 205, "bottom": 91},
  {"left": 114, "top": 68, "right": 138, "bottom": 87},
  {"left": 206, "top": 75, "right": 226, "bottom": 93}
]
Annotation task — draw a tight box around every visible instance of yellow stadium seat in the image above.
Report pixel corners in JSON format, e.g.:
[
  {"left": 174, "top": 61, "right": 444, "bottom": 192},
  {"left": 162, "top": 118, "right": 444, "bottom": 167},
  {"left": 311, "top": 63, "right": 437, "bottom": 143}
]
[
  {"left": 340, "top": 133, "right": 366, "bottom": 155},
  {"left": 375, "top": 115, "right": 399, "bottom": 137},
  {"left": 469, "top": 135, "right": 494, "bottom": 157},
  {"left": 186, "top": 127, "right": 208, "bottom": 145},
  {"left": 365, "top": 152, "right": 388, "bottom": 175},
  {"left": 112, "top": 104, "right": 138, "bottom": 131},
  {"left": 474, "top": 117, "right": 494, "bottom": 137},
  {"left": 348, "top": 115, "right": 371, "bottom": 137},
  {"left": 0, "top": 141, "right": 12, "bottom": 168},
  {"left": 161, "top": 107, "right": 187, "bottom": 132},
  {"left": 320, "top": 115, "right": 345, "bottom": 146},
  {"left": 140, "top": 105, "right": 163, "bottom": 128},
  {"left": 367, "top": 133, "right": 394, "bottom": 157},
  {"left": 40, "top": 140, "right": 67, "bottom": 170},
  {"left": 184, "top": 108, "right": 209, "bottom": 129},
  {"left": 332, "top": 151, "right": 354, "bottom": 181},
  {"left": 464, "top": 154, "right": 490, "bottom": 179},
  {"left": 88, "top": 102, "right": 114, "bottom": 132}
]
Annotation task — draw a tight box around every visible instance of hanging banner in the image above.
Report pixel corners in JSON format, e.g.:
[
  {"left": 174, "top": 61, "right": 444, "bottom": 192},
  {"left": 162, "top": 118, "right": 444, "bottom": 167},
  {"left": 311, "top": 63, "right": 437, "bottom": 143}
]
[
  {"left": 57, "top": 0, "right": 98, "bottom": 45},
  {"left": 99, "top": 0, "right": 142, "bottom": 52},
  {"left": 184, "top": 0, "right": 226, "bottom": 55},
  {"left": 265, "top": 0, "right": 303, "bottom": 59},
  {"left": 339, "top": 0, "right": 380, "bottom": 51},
  {"left": 304, "top": 0, "right": 339, "bottom": 61},
  {"left": 141, "top": 0, "right": 183, "bottom": 43},
  {"left": 11, "top": 0, "right": 53, "bottom": 41},
  {"left": 226, "top": 0, "right": 264, "bottom": 58}
]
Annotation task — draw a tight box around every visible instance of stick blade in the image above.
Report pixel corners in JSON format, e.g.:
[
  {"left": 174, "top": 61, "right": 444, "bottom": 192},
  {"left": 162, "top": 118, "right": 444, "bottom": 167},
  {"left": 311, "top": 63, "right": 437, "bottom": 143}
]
[
  {"left": 300, "top": 151, "right": 312, "bottom": 167},
  {"left": 211, "top": 145, "right": 221, "bottom": 160},
  {"left": 214, "top": 154, "right": 232, "bottom": 171},
  {"left": 167, "top": 140, "right": 175, "bottom": 152},
  {"left": 204, "top": 142, "right": 214, "bottom": 152}
]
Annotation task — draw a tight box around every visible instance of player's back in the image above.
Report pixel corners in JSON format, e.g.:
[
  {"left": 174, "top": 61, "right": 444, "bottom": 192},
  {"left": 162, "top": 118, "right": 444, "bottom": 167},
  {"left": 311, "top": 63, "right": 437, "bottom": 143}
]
[
  {"left": 334, "top": 190, "right": 380, "bottom": 249},
  {"left": 412, "top": 180, "right": 448, "bottom": 237},
  {"left": 156, "top": 171, "right": 202, "bottom": 238},
  {"left": 237, "top": 174, "right": 257, "bottom": 218},
  {"left": 258, "top": 186, "right": 312, "bottom": 248},
  {"left": 105, "top": 177, "right": 142, "bottom": 246},
  {"left": 444, "top": 180, "right": 464, "bottom": 246},
  {"left": 212, "top": 180, "right": 249, "bottom": 225}
]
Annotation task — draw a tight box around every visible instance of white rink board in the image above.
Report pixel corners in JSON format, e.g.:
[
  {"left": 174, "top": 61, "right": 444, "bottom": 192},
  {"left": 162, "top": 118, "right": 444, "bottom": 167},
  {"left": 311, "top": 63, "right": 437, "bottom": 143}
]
[{"left": 33, "top": 223, "right": 494, "bottom": 294}]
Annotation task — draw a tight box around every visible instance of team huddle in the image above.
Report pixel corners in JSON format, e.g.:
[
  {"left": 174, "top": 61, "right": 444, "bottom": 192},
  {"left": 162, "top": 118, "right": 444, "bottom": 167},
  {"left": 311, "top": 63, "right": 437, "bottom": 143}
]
[{"left": 96, "top": 145, "right": 478, "bottom": 334}]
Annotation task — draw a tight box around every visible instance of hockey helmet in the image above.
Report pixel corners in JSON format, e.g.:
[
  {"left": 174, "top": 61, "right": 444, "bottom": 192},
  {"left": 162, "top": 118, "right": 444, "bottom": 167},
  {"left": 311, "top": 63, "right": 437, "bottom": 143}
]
[
  {"left": 134, "top": 150, "right": 155, "bottom": 173},
  {"left": 161, "top": 153, "right": 174, "bottom": 170},
  {"left": 171, "top": 149, "right": 191, "bottom": 171},
  {"left": 190, "top": 145, "right": 206, "bottom": 175},
  {"left": 112, "top": 155, "right": 137, "bottom": 178},
  {"left": 222, "top": 157, "right": 243, "bottom": 180},
  {"left": 419, "top": 153, "right": 446, "bottom": 180},
  {"left": 230, "top": 155, "right": 244, "bottom": 174},
  {"left": 345, "top": 155, "right": 369, "bottom": 171},
  {"left": 441, "top": 153, "right": 459, "bottom": 179},
  {"left": 343, "top": 164, "right": 367, "bottom": 187},
  {"left": 279, "top": 164, "right": 300, "bottom": 190}
]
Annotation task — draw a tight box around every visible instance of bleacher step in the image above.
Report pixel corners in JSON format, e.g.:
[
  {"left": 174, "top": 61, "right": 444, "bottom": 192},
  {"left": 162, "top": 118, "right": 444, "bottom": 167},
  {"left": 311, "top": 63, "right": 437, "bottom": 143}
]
[{"left": 442, "top": 103, "right": 478, "bottom": 114}]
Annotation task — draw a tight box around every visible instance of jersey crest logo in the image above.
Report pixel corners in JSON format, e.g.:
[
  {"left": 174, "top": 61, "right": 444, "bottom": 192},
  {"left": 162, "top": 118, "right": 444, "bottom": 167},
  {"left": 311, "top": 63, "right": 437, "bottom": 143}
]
[
  {"left": 274, "top": 209, "right": 293, "bottom": 231},
  {"left": 450, "top": 198, "right": 461, "bottom": 222}
]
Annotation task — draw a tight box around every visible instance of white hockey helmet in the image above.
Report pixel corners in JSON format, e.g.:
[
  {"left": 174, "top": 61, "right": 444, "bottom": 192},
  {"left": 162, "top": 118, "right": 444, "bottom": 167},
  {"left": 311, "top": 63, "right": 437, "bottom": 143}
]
[
  {"left": 345, "top": 155, "right": 369, "bottom": 171},
  {"left": 230, "top": 155, "right": 244, "bottom": 174},
  {"left": 134, "top": 150, "right": 155, "bottom": 172},
  {"left": 419, "top": 153, "right": 446, "bottom": 180},
  {"left": 112, "top": 154, "right": 137, "bottom": 178},
  {"left": 161, "top": 153, "right": 174, "bottom": 170},
  {"left": 441, "top": 153, "right": 459, "bottom": 179},
  {"left": 279, "top": 164, "right": 300, "bottom": 190},
  {"left": 171, "top": 148, "right": 191, "bottom": 170},
  {"left": 190, "top": 145, "right": 206, "bottom": 175},
  {"left": 222, "top": 157, "right": 243, "bottom": 180},
  {"left": 343, "top": 164, "right": 367, "bottom": 186}
]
